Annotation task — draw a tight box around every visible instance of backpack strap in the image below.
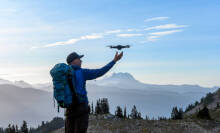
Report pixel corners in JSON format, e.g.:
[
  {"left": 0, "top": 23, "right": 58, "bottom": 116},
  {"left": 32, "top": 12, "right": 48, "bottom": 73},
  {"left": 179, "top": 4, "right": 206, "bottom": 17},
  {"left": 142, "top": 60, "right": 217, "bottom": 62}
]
[
  {"left": 56, "top": 73, "right": 77, "bottom": 112},
  {"left": 67, "top": 70, "right": 79, "bottom": 107},
  {"left": 53, "top": 95, "right": 55, "bottom": 108}
]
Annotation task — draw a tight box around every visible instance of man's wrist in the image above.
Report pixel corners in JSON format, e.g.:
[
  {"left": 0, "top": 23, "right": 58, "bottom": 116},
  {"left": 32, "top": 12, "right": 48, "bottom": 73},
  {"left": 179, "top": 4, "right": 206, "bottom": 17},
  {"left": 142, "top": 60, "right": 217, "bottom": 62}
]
[{"left": 113, "top": 59, "right": 117, "bottom": 63}]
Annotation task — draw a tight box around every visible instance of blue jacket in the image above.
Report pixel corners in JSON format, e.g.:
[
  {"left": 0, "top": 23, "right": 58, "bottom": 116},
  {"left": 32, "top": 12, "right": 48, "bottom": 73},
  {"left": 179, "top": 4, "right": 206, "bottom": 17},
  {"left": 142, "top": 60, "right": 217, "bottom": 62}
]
[{"left": 70, "top": 60, "right": 116, "bottom": 103}]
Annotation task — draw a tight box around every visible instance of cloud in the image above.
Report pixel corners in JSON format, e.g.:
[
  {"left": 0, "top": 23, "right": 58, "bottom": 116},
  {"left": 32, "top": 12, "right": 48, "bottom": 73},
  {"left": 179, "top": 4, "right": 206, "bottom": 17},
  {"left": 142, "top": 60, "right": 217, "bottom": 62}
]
[
  {"left": 80, "top": 34, "right": 103, "bottom": 39},
  {"left": 145, "top": 24, "right": 188, "bottom": 30},
  {"left": 30, "top": 21, "right": 187, "bottom": 49},
  {"left": 106, "top": 29, "right": 140, "bottom": 33},
  {"left": 116, "top": 33, "right": 143, "bottom": 37},
  {"left": 31, "top": 29, "right": 123, "bottom": 49},
  {"left": 127, "top": 29, "right": 135, "bottom": 32},
  {"left": 146, "top": 36, "right": 160, "bottom": 42},
  {"left": 144, "top": 17, "right": 169, "bottom": 22},
  {"left": 31, "top": 33, "right": 103, "bottom": 49},
  {"left": 149, "top": 29, "right": 183, "bottom": 36},
  {"left": 44, "top": 40, "right": 78, "bottom": 48},
  {"left": 146, "top": 29, "right": 183, "bottom": 42},
  {"left": 105, "top": 30, "right": 121, "bottom": 34},
  {"left": 126, "top": 29, "right": 140, "bottom": 32}
]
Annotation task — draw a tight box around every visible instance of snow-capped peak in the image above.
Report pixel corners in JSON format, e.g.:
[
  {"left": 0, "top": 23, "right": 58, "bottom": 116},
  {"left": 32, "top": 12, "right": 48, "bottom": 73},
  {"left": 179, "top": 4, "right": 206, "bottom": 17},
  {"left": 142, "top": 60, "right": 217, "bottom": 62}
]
[
  {"left": 93, "top": 72, "right": 142, "bottom": 88},
  {"left": 103, "top": 72, "right": 136, "bottom": 81}
]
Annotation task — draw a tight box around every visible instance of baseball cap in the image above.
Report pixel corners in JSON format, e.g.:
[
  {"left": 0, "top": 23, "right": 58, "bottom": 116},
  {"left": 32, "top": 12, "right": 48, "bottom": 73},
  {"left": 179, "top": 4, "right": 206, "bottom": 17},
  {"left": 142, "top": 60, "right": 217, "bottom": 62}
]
[{"left": 66, "top": 52, "right": 84, "bottom": 64}]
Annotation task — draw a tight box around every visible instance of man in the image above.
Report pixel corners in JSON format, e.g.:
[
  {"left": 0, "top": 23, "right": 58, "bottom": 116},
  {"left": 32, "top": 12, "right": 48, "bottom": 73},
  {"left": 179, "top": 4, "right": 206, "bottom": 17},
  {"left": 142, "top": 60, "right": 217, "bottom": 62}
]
[{"left": 65, "top": 51, "right": 123, "bottom": 133}]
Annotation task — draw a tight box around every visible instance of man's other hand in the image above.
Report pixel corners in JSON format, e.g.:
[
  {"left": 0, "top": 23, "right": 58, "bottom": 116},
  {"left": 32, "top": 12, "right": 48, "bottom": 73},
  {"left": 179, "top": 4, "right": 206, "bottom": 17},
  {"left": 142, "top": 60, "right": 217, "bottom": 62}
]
[{"left": 113, "top": 51, "right": 123, "bottom": 62}]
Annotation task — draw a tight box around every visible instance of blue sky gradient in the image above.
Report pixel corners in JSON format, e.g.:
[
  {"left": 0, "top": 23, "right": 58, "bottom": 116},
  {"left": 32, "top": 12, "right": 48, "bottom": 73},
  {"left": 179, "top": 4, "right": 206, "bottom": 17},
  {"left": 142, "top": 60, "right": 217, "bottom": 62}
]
[{"left": 0, "top": 0, "right": 219, "bottom": 87}]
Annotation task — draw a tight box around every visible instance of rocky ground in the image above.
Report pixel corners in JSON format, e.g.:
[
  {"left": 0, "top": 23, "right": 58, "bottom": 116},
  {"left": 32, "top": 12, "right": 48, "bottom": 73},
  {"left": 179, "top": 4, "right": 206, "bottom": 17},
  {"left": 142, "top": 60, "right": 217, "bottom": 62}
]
[{"left": 52, "top": 115, "right": 220, "bottom": 133}]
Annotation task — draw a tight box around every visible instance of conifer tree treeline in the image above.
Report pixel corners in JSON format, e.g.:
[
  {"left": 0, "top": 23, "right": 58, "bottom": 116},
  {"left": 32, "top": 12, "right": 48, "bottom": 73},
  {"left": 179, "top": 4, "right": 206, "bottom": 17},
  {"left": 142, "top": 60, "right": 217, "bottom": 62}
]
[
  {"left": 185, "top": 89, "right": 217, "bottom": 113},
  {"left": 0, "top": 117, "right": 64, "bottom": 133},
  {"left": 2, "top": 92, "right": 218, "bottom": 133},
  {"left": 89, "top": 98, "right": 170, "bottom": 120},
  {"left": 196, "top": 106, "right": 211, "bottom": 120},
  {"left": 1, "top": 98, "right": 146, "bottom": 133},
  {"left": 129, "top": 105, "right": 142, "bottom": 119},
  {"left": 0, "top": 120, "right": 28, "bottom": 133},
  {"left": 90, "top": 98, "right": 143, "bottom": 119},
  {"left": 171, "top": 106, "right": 183, "bottom": 120},
  {"left": 90, "top": 98, "right": 110, "bottom": 115},
  {"left": 115, "top": 106, "right": 123, "bottom": 118}
]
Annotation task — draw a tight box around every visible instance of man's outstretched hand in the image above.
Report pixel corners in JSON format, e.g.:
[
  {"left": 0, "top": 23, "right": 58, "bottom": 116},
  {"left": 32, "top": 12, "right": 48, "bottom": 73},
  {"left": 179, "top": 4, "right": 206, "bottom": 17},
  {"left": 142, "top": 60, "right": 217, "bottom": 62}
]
[{"left": 113, "top": 51, "right": 123, "bottom": 62}]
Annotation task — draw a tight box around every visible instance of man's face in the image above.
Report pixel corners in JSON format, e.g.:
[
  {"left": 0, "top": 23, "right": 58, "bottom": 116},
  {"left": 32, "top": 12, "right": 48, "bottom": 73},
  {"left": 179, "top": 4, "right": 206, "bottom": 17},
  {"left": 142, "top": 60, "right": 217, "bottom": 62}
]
[{"left": 70, "top": 58, "right": 82, "bottom": 67}]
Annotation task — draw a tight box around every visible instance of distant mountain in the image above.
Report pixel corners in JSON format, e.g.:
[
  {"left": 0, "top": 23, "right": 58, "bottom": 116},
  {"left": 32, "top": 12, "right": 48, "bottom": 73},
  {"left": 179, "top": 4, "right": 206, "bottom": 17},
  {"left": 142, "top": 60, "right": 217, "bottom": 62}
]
[
  {"left": 0, "top": 84, "right": 63, "bottom": 128},
  {"left": 92, "top": 72, "right": 146, "bottom": 89},
  {"left": 87, "top": 72, "right": 217, "bottom": 118},
  {"left": 0, "top": 79, "right": 33, "bottom": 88},
  {"left": 0, "top": 78, "right": 12, "bottom": 84},
  {"left": 101, "top": 72, "right": 138, "bottom": 83},
  {"left": 14, "top": 80, "right": 33, "bottom": 88},
  {"left": 91, "top": 72, "right": 216, "bottom": 94},
  {"left": 33, "top": 83, "right": 53, "bottom": 92},
  {"left": 0, "top": 72, "right": 218, "bottom": 127}
]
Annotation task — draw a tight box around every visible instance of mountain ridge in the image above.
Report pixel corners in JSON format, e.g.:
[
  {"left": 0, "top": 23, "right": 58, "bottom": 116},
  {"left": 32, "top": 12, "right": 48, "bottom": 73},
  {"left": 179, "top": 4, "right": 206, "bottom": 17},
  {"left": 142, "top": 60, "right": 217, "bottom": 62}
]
[{"left": 0, "top": 72, "right": 218, "bottom": 127}]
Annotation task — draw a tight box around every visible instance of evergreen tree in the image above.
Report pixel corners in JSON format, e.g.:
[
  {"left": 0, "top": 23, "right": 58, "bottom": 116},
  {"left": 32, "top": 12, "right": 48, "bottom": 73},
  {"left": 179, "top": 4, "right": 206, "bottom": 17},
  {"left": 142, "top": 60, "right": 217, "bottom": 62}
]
[
  {"left": 195, "top": 101, "right": 199, "bottom": 106},
  {"left": 130, "top": 105, "right": 138, "bottom": 119},
  {"left": 185, "top": 104, "right": 194, "bottom": 112},
  {"left": 158, "top": 116, "right": 167, "bottom": 120},
  {"left": 41, "top": 121, "right": 45, "bottom": 127},
  {"left": 11, "top": 125, "right": 16, "bottom": 133},
  {"left": 20, "top": 120, "right": 28, "bottom": 133},
  {"left": 151, "top": 117, "right": 156, "bottom": 120},
  {"left": 15, "top": 125, "right": 19, "bottom": 133},
  {"left": 115, "top": 106, "right": 123, "bottom": 118},
  {"left": 101, "top": 98, "right": 109, "bottom": 114},
  {"left": 171, "top": 106, "right": 183, "bottom": 120},
  {"left": 137, "top": 112, "right": 142, "bottom": 119},
  {"left": 0, "top": 127, "right": 4, "bottom": 133},
  {"left": 123, "top": 107, "right": 127, "bottom": 118},
  {"left": 145, "top": 115, "right": 149, "bottom": 120},
  {"left": 91, "top": 102, "right": 94, "bottom": 114},
  {"left": 5, "top": 124, "right": 12, "bottom": 133},
  {"left": 95, "top": 99, "right": 101, "bottom": 115},
  {"left": 203, "top": 93, "right": 214, "bottom": 106},
  {"left": 88, "top": 104, "right": 91, "bottom": 114},
  {"left": 95, "top": 98, "right": 110, "bottom": 115},
  {"left": 5, "top": 124, "right": 17, "bottom": 133},
  {"left": 29, "top": 127, "right": 35, "bottom": 133},
  {"left": 197, "top": 106, "right": 211, "bottom": 120}
]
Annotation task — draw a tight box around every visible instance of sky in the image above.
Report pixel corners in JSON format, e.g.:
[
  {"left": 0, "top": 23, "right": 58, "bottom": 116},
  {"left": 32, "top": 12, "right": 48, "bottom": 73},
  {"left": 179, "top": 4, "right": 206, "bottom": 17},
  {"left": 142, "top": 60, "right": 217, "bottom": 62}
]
[{"left": 0, "top": 0, "right": 219, "bottom": 87}]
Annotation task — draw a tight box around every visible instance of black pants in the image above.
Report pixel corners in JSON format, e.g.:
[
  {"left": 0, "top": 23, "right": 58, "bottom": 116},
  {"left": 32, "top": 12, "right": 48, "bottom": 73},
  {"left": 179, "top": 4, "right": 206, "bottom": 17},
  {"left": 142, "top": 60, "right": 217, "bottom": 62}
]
[{"left": 65, "top": 103, "right": 89, "bottom": 133}]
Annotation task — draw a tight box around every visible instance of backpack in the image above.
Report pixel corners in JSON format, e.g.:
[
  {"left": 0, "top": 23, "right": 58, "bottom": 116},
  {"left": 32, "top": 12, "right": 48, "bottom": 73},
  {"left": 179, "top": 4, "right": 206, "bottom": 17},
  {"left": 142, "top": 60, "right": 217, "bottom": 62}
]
[{"left": 50, "top": 63, "right": 78, "bottom": 112}]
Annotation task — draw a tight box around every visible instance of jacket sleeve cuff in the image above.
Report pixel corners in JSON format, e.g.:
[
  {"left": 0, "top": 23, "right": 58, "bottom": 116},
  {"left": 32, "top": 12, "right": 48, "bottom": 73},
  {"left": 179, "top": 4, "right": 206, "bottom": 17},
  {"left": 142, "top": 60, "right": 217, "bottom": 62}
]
[{"left": 112, "top": 60, "right": 116, "bottom": 64}]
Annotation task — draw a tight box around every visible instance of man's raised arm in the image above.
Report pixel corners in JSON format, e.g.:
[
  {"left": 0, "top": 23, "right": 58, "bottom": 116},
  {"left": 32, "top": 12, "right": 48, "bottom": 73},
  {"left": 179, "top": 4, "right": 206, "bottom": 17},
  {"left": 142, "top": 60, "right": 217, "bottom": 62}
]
[{"left": 82, "top": 52, "right": 123, "bottom": 80}]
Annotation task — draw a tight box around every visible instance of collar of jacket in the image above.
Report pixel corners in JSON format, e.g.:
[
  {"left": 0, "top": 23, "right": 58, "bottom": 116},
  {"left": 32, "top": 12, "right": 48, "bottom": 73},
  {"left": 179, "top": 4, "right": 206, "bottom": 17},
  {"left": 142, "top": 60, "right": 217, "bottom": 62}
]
[{"left": 70, "top": 65, "right": 81, "bottom": 70}]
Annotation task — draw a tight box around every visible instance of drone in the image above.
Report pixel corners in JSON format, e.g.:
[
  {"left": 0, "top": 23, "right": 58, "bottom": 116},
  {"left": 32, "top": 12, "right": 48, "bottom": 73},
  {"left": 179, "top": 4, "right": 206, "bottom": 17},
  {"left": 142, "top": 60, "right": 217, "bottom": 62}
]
[{"left": 107, "top": 45, "right": 130, "bottom": 50}]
